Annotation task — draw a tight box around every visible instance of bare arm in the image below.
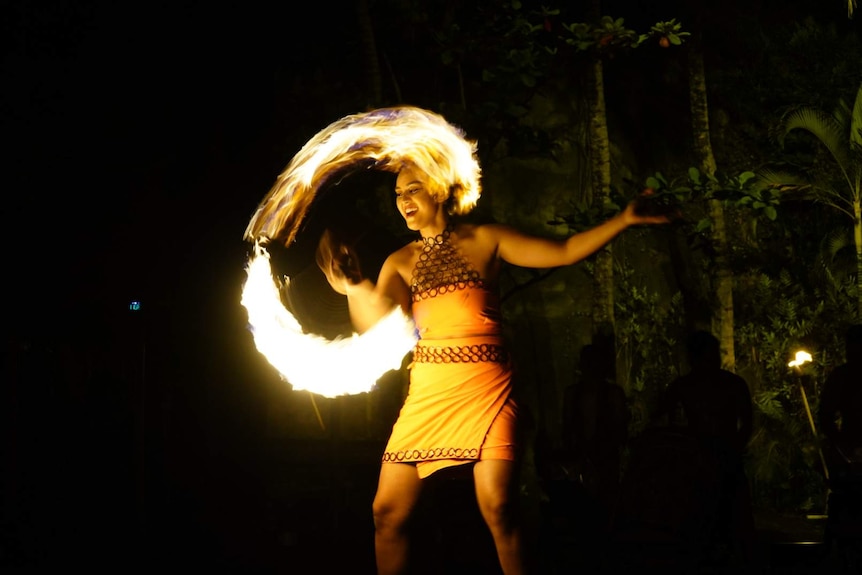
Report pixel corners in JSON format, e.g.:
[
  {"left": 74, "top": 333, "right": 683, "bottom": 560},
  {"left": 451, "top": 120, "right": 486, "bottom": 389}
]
[
  {"left": 342, "top": 256, "right": 411, "bottom": 333},
  {"left": 317, "top": 230, "right": 411, "bottom": 334},
  {"left": 493, "top": 200, "right": 670, "bottom": 269}
]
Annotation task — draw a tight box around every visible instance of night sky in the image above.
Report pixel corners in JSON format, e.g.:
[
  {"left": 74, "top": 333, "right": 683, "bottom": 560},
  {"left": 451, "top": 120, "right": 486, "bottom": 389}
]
[
  {"left": 5, "top": 2, "right": 360, "bottom": 321},
  {"left": 3, "top": 3, "right": 379, "bottom": 569}
]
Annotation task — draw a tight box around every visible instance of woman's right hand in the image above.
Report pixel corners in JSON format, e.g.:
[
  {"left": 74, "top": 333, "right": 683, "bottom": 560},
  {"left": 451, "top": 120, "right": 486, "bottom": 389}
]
[{"left": 316, "top": 229, "right": 363, "bottom": 295}]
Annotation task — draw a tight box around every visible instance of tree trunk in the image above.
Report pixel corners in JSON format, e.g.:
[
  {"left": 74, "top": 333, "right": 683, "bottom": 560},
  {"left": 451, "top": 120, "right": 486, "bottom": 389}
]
[
  {"left": 688, "top": 36, "right": 736, "bottom": 370},
  {"left": 584, "top": 0, "right": 619, "bottom": 384},
  {"left": 588, "top": 56, "right": 614, "bottom": 338}
]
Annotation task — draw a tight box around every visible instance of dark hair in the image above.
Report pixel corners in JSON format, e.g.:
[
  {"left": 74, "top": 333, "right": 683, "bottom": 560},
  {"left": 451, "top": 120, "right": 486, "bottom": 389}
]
[
  {"left": 687, "top": 330, "right": 721, "bottom": 370},
  {"left": 687, "top": 330, "right": 719, "bottom": 356},
  {"left": 847, "top": 324, "right": 862, "bottom": 343}
]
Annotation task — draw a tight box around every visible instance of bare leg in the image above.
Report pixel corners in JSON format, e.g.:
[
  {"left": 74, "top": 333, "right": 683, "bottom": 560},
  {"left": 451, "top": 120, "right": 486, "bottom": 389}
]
[
  {"left": 473, "top": 459, "right": 530, "bottom": 575},
  {"left": 372, "top": 463, "right": 423, "bottom": 575}
]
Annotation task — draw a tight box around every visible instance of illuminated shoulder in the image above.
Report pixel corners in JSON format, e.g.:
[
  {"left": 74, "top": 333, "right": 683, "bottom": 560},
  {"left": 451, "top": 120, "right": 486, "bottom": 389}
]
[
  {"left": 470, "top": 222, "right": 515, "bottom": 243},
  {"left": 387, "top": 240, "right": 421, "bottom": 271}
]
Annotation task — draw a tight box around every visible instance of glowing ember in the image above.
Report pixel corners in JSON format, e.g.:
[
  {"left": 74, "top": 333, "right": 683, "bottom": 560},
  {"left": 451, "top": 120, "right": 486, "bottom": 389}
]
[
  {"left": 788, "top": 350, "right": 813, "bottom": 368},
  {"left": 241, "top": 243, "right": 417, "bottom": 397}
]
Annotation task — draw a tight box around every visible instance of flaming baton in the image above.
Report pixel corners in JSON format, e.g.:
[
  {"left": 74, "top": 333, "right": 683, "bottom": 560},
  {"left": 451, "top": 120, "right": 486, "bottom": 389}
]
[
  {"left": 241, "top": 106, "right": 483, "bottom": 397},
  {"left": 241, "top": 242, "right": 417, "bottom": 397}
]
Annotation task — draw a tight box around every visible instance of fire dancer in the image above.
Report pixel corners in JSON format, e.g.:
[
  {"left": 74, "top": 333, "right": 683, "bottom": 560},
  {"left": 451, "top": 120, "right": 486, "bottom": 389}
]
[{"left": 316, "top": 143, "right": 672, "bottom": 574}]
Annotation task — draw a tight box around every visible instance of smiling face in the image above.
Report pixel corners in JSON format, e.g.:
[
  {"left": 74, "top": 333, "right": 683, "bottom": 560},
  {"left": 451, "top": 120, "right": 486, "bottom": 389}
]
[{"left": 394, "top": 164, "right": 448, "bottom": 233}]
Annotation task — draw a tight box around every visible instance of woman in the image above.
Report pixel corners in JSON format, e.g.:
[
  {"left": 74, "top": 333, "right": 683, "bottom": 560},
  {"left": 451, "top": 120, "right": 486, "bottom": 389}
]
[{"left": 318, "top": 159, "right": 671, "bottom": 575}]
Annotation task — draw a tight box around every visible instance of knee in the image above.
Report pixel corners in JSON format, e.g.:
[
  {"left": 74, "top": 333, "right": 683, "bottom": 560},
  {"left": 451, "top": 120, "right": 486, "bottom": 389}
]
[
  {"left": 373, "top": 497, "right": 407, "bottom": 533},
  {"left": 478, "top": 496, "right": 518, "bottom": 532}
]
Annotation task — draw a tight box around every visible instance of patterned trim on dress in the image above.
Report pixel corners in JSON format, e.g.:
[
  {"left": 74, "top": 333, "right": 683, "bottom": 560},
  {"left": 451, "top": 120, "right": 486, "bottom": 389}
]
[
  {"left": 413, "top": 344, "right": 509, "bottom": 364},
  {"left": 382, "top": 447, "right": 480, "bottom": 463}
]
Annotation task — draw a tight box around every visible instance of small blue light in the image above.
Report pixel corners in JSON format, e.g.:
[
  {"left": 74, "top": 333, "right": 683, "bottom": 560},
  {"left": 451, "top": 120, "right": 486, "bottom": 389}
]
[{"left": 129, "top": 300, "right": 142, "bottom": 311}]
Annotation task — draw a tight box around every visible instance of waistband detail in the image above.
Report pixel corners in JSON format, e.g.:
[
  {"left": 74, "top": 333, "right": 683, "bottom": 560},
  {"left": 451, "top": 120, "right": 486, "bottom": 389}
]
[{"left": 413, "top": 343, "right": 509, "bottom": 364}]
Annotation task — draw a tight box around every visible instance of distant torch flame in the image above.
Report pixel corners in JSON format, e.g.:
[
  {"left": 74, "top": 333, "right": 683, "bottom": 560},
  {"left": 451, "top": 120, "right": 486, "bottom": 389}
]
[
  {"left": 241, "top": 244, "right": 417, "bottom": 397},
  {"left": 241, "top": 106, "right": 480, "bottom": 396},
  {"left": 788, "top": 350, "right": 813, "bottom": 369}
]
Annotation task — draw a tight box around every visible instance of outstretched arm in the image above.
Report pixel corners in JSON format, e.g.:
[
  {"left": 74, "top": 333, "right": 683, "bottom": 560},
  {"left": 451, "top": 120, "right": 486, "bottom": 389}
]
[{"left": 491, "top": 199, "right": 672, "bottom": 269}]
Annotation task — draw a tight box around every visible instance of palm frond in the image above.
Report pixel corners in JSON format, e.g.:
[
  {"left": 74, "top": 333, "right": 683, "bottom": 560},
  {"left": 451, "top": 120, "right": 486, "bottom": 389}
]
[
  {"left": 834, "top": 98, "right": 851, "bottom": 130},
  {"left": 816, "top": 228, "right": 852, "bottom": 283},
  {"left": 754, "top": 168, "right": 809, "bottom": 186},
  {"left": 754, "top": 168, "right": 813, "bottom": 197},
  {"left": 806, "top": 185, "right": 859, "bottom": 219},
  {"left": 780, "top": 107, "right": 851, "bottom": 171},
  {"left": 851, "top": 83, "right": 862, "bottom": 149},
  {"left": 824, "top": 227, "right": 852, "bottom": 260}
]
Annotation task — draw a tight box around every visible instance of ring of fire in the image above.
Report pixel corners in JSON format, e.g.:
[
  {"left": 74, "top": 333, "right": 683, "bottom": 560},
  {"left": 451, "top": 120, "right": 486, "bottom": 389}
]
[{"left": 241, "top": 106, "right": 482, "bottom": 397}]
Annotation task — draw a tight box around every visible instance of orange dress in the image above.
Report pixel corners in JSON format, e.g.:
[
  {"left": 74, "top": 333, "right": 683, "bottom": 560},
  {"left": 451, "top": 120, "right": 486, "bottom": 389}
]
[{"left": 381, "top": 277, "right": 518, "bottom": 478}]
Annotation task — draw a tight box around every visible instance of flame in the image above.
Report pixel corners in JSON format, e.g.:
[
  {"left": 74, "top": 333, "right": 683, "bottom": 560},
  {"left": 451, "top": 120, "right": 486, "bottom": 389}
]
[
  {"left": 241, "top": 106, "right": 481, "bottom": 396},
  {"left": 243, "top": 106, "right": 482, "bottom": 245},
  {"left": 788, "top": 350, "right": 813, "bottom": 369},
  {"left": 241, "top": 243, "right": 417, "bottom": 397}
]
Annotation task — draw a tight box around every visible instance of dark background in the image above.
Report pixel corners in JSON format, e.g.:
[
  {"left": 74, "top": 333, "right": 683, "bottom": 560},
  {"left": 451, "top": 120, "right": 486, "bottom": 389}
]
[
  {"left": 3, "top": 1, "right": 860, "bottom": 573},
  {"left": 2, "top": 2, "right": 386, "bottom": 572}
]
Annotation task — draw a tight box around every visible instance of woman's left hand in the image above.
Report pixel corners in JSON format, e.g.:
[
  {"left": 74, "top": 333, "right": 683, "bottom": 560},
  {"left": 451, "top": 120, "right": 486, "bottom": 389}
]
[{"left": 622, "top": 189, "right": 681, "bottom": 226}]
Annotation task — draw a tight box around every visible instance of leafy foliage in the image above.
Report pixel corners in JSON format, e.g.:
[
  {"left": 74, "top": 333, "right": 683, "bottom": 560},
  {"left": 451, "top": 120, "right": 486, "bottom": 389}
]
[
  {"left": 762, "top": 83, "right": 862, "bottom": 320},
  {"left": 369, "top": 0, "right": 857, "bottom": 516},
  {"left": 732, "top": 264, "right": 855, "bottom": 512},
  {"left": 614, "top": 280, "right": 685, "bottom": 438},
  {"left": 640, "top": 158, "right": 858, "bottom": 511},
  {"left": 647, "top": 167, "right": 780, "bottom": 234},
  {"left": 424, "top": 3, "right": 690, "bottom": 157}
]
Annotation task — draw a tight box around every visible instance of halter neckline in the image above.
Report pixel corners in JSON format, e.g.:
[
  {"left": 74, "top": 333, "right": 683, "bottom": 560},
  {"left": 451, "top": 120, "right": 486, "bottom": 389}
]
[{"left": 421, "top": 224, "right": 453, "bottom": 247}]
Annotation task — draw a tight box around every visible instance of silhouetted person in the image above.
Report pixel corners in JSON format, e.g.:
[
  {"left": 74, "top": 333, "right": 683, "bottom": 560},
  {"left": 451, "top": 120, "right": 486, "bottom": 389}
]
[
  {"left": 653, "top": 330, "right": 755, "bottom": 564},
  {"left": 562, "top": 340, "right": 630, "bottom": 530},
  {"left": 819, "top": 324, "right": 862, "bottom": 466},
  {"left": 819, "top": 323, "right": 862, "bottom": 545}
]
